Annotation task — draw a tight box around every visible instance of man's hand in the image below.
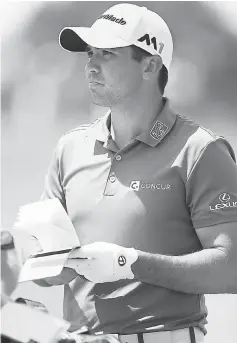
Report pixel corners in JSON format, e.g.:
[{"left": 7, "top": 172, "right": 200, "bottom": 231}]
[
  {"left": 65, "top": 242, "right": 138, "bottom": 283},
  {"left": 43, "top": 267, "right": 79, "bottom": 286},
  {"left": 1, "top": 229, "right": 22, "bottom": 305},
  {"left": 1, "top": 228, "right": 45, "bottom": 302}
]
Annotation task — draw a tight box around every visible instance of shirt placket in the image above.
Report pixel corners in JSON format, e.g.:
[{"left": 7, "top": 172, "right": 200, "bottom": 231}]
[{"left": 103, "top": 139, "right": 136, "bottom": 196}]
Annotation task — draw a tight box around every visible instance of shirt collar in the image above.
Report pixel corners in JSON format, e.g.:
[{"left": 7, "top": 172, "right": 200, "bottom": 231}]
[
  {"left": 93, "top": 98, "right": 177, "bottom": 148},
  {"left": 136, "top": 98, "right": 177, "bottom": 147},
  {"left": 92, "top": 110, "right": 112, "bottom": 144}
]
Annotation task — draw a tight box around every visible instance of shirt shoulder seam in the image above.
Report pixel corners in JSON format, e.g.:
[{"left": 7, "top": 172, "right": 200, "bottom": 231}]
[
  {"left": 60, "top": 117, "right": 103, "bottom": 138},
  {"left": 176, "top": 114, "right": 222, "bottom": 140},
  {"left": 185, "top": 137, "right": 219, "bottom": 186}
]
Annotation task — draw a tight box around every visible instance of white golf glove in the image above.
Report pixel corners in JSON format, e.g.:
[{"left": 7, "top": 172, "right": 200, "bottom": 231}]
[{"left": 65, "top": 242, "right": 138, "bottom": 283}]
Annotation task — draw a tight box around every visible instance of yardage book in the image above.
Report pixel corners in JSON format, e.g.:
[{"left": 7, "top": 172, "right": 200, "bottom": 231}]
[{"left": 14, "top": 198, "right": 80, "bottom": 282}]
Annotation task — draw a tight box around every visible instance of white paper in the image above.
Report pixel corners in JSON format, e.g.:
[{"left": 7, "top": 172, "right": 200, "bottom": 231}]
[
  {"left": 14, "top": 198, "right": 80, "bottom": 251},
  {"left": 19, "top": 250, "right": 74, "bottom": 282},
  {"left": 1, "top": 302, "right": 70, "bottom": 343},
  {"left": 14, "top": 198, "right": 80, "bottom": 281}
]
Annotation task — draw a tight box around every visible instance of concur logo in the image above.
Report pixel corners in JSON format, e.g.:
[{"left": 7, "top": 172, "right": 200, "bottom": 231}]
[
  {"left": 130, "top": 181, "right": 171, "bottom": 191},
  {"left": 130, "top": 181, "right": 140, "bottom": 191}
]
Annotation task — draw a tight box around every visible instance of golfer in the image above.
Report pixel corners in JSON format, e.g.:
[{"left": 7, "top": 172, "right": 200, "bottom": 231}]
[{"left": 26, "top": 3, "right": 237, "bottom": 343}]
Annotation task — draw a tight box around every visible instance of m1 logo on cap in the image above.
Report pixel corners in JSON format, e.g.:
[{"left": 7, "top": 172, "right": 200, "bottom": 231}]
[{"left": 138, "top": 34, "right": 164, "bottom": 53}]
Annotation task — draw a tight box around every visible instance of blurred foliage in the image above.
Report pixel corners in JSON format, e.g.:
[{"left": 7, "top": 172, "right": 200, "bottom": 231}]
[{"left": 2, "top": 2, "right": 237, "bottom": 127}]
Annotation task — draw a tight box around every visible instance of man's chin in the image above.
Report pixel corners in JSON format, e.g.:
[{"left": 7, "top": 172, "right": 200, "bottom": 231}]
[{"left": 90, "top": 95, "right": 111, "bottom": 108}]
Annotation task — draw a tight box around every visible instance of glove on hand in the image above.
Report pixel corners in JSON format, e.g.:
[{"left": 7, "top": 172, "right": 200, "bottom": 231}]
[{"left": 65, "top": 242, "right": 138, "bottom": 283}]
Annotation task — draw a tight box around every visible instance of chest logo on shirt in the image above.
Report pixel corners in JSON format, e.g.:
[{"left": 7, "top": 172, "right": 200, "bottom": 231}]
[
  {"left": 209, "top": 192, "right": 237, "bottom": 211},
  {"left": 150, "top": 120, "right": 169, "bottom": 141},
  {"left": 130, "top": 181, "right": 171, "bottom": 191}
]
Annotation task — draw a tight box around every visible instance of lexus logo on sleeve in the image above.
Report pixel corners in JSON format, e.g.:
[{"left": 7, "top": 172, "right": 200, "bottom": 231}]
[
  {"left": 209, "top": 193, "right": 237, "bottom": 211},
  {"left": 219, "top": 193, "right": 231, "bottom": 203}
]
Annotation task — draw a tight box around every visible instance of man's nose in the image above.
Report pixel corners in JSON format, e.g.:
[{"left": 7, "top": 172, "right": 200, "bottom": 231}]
[{"left": 86, "top": 55, "right": 101, "bottom": 73}]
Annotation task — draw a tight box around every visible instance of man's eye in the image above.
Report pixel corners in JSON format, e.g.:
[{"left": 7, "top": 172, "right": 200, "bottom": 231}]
[
  {"left": 102, "top": 50, "right": 113, "bottom": 56},
  {"left": 87, "top": 51, "right": 93, "bottom": 58}
]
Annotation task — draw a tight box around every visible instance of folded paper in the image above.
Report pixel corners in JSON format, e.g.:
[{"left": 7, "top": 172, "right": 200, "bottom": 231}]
[{"left": 13, "top": 198, "right": 80, "bottom": 282}]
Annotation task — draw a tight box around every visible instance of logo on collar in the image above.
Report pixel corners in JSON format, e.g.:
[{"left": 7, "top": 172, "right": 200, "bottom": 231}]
[{"left": 150, "top": 120, "right": 169, "bottom": 141}]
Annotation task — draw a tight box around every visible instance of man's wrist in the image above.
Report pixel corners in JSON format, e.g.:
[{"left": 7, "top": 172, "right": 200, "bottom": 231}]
[
  {"left": 117, "top": 247, "right": 138, "bottom": 280},
  {"left": 130, "top": 249, "right": 153, "bottom": 280}
]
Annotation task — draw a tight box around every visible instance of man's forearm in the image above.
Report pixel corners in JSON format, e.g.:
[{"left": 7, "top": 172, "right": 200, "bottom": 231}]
[{"left": 131, "top": 248, "right": 237, "bottom": 294}]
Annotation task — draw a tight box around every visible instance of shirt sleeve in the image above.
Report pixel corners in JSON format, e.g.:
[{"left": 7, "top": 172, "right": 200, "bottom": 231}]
[
  {"left": 40, "top": 139, "right": 67, "bottom": 211},
  {"left": 186, "top": 138, "right": 237, "bottom": 229}
]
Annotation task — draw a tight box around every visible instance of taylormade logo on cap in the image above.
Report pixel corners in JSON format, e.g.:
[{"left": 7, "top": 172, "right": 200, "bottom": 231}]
[
  {"left": 59, "top": 3, "right": 173, "bottom": 70},
  {"left": 98, "top": 14, "right": 126, "bottom": 25}
]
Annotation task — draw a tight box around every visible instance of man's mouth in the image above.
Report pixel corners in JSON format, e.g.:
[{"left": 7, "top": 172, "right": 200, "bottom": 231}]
[
  {"left": 88, "top": 81, "right": 104, "bottom": 88},
  {"left": 89, "top": 81, "right": 103, "bottom": 85}
]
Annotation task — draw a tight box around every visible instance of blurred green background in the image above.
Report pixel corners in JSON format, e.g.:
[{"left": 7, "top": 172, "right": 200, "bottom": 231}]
[{"left": 1, "top": 1, "right": 237, "bottom": 342}]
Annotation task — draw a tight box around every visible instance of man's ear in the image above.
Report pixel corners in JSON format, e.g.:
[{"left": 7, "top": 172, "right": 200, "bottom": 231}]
[{"left": 142, "top": 55, "right": 162, "bottom": 80}]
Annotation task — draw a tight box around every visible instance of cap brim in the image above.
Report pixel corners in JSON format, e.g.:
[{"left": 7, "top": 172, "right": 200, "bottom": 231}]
[{"left": 59, "top": 27, "right": 131, "bottom": 52}]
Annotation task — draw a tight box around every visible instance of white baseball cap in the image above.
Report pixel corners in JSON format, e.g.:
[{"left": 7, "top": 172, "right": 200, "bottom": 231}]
[{"left": 59, "top": 3, "right": 173, "bottom": 70}]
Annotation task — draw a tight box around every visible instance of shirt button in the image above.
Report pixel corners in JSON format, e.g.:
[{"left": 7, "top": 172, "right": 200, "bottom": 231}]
[
  {"left": 109, "top": 175, "right": 116, "bottom": 183},
  {"left": 115, "top": 155, "right": 122, "bottom": 161}
]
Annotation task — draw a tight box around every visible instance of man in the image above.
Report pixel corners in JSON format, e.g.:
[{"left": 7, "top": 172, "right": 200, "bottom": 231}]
[{"left": 25, "top": 3, "right": 237, "bottom": 343}]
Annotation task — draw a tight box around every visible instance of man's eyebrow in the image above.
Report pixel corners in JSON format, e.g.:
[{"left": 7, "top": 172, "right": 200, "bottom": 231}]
[{"left": 85, "top": 45, "right": 118, "bottom": 53}]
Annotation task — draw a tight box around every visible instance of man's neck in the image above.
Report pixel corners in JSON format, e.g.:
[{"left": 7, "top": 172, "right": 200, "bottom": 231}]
[{"left": 110, "top": 92, "right": 164, "bottom": 150}]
